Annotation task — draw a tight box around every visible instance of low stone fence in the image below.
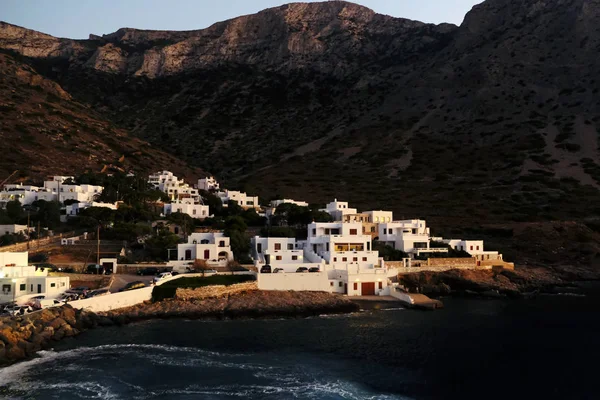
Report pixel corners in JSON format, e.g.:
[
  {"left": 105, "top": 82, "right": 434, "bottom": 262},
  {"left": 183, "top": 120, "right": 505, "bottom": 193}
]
[
  {"left": 426, "top": 257, "right": 476, "bottom": 267},
  {"left": 394, "top": 265, "right": 493, "bottom": 275},
  {"left": 176, "top": 282, "right": 258, "bottom": 301}
]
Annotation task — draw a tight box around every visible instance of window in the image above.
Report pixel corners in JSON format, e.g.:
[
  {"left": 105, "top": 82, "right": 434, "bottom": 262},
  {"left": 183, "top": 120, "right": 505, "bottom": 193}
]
[
  {"left": 257, "top": 243, "right": 262, "bottom": 253},
  {"left": 333, "top": 257, "right": 337, "bottom": 262},
  {"left": 350, "top": 229, "right": 357, "bottom": 235},
  {"left": 383, "top": 228, "right": 387, "bottom": 234},
  {"left": 2, "top": 284, "right": 10, "bottom": 293},
  {"left": 61, "top": 282, "right": 65, "bottom": 287},
  {"left": 375, "top": 216, "right": 379, "bottom": 222},
  {"left": 342, "top": 257, "right": 347, "bottom": 262},
  {"left": 379, "top": 282, "right": 383, "bottom": 289},
  {"left": 339, "top": 282, "right": 343, "bottom": 287},
  {"left": 312, "top": 229, "right": 316, "bottom": 236},
  {"left": 476, "top": 246, "right": 480, "bottom": 250},
  {"left": 287, "top": 244, "right": 293, "bottom": 250},
  {"left": 470, "top": 246, "right": 473, "bottom": 251},
  {"left": 219, "top": 240, "right": 226, "bottom": 247},
  {"left": 292, "top": 255, "right": 298, "bottom": 261},
  {"left": 185, "top": 249, "right": 192, "bottom": 260},
  {"left": 19, "top": 284, "right": 26, "bottom": 291},
  {"left": 362, "top": 257, "right": 367, "bottom": 261},
  {"left": 193, "top": 209, "right": 196, "bottom": 215},
  {"left": 353, "top": 257, "right": 358, "bottom": 262},
  {"left": 325, "top": 229, "right": 330, "bottom": 235},
  {"left": 276, "top": 256, "right": 282, "bottom": 261},
  {"left": 274, "top": 243, "right": 281, "bottom": 250},
  {"left": 330, "top": 282, "right": 334, "bottom": 287},
  {"left": 389, "top": 229, "right": 393, "bottom": 234},
  {"left": 371, "top": 226, "right": 375, "bottom": 232},
  {"left": 50, "top": 283, "right": 56, "bottom": 288},
  {"left": 353, "top": 282, "right": 358, "bottom": 291}
]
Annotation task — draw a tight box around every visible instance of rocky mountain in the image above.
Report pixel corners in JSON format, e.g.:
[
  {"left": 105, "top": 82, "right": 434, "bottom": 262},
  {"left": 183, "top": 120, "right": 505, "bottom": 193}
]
[{"left": 1, "top": 0, "right": 600, "bottom": 227}]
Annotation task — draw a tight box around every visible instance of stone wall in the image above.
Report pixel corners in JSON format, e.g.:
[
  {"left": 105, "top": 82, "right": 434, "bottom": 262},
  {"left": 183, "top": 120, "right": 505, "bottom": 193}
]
[
  {"left": 427, "top": 257, "right": 476, "bottom": 267},
  {"left": 175, "top": 282, "right": 258, "bottom": 300}
]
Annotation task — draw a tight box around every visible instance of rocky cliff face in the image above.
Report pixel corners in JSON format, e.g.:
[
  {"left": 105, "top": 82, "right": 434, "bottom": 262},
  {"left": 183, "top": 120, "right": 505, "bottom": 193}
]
[{"left": 1, "top": 0, "right": 600, "bottom": 225}]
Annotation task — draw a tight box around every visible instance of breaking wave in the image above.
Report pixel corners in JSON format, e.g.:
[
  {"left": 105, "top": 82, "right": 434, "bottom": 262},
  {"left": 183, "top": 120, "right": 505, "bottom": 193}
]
[{"left": 0, "top": 344, "right": 409, "bottom": 399}]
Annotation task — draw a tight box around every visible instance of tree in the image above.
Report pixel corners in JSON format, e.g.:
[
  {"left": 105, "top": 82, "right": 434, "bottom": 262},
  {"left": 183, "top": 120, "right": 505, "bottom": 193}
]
[
  {"left": 6, "top": 200, "right": 23, "bottom": 223},
  {"left": 193, "top": 258, "right": 210, "bottom": 276},
  {"left": 373, "top": 241, "right": 409, "bottom": 261},
  {"left": 145, "top": 231, "right": 181, "bottom": 261},
  {"left": 199, "top": 190, "right": 223, "bottom": 216},
  {"left": 31, "top": 200, "right": 61, "bottom": 229}
]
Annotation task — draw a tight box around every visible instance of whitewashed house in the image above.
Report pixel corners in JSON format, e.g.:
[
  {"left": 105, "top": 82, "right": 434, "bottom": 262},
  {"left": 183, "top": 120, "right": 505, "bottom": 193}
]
[
  {"left": 253, "top": 222, "right": 394, "bottom": 296},
  {"left": 320, "top": 199, "right": 358, "bottom": 221},
  {"left": 164, "top": 198, "right": 209, "bottom": 219},
  {"left": 65, "top": 201, "right": 119, "bottom": 217},
  {"left": 0, "top": 252, "right": 69, "bottom": 304},
  {"left": 270, "top": 199, "right": 309, "bottom": 208},
  {"left": 0, "top": 224, "right": 32, "bottom": 237},
  {"left": 149, "top": 171, "right": 201, "bottom": 203},
  {"left": 217, "top": 190, "right": 260, "bottom": 209},
  {"left": 197, "top": 176, "right": 220, "bottom": 191},
  {"left": 168, "top": 232, "right": 233, "bottom": 268},
  {"left": 442, "top": 239, "right": 503, "bottom": 262},
  {"left": 1, "top": 177, "right": 104, "bottom": 207}
]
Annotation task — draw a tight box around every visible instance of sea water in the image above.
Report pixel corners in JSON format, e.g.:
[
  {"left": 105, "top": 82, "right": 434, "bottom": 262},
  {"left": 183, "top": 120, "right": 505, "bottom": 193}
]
[{"left": 1, "top": 286, "right": 599, "bottom": 399}]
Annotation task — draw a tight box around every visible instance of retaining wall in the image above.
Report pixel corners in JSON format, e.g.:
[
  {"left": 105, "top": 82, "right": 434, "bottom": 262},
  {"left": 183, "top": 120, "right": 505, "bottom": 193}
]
[{"left": 67, "top": 287, "right": 152, "bottom": 312}]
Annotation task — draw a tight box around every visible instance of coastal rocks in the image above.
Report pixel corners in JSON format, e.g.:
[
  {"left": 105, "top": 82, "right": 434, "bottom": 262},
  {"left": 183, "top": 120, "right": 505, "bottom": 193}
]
[
  {"left": 105, "top": 290, "right": 359, "bottom": 322},
  {"left": 175, "top": 282, "right": 258, "bottom": 300},
  {"left": 0, "top": 305, "right": 100, "bottom": 366}
]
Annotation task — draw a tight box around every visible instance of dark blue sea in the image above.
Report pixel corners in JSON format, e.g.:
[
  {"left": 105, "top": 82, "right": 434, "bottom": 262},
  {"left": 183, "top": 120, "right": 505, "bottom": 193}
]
[{"left": 1, "top": 284, "right": 599, "bottom": 399}]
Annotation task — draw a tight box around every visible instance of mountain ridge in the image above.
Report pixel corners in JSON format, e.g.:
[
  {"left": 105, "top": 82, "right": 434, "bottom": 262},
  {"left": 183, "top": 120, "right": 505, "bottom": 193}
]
[{"left": 1, "top": 0, "right": 600, "bottom": 225}]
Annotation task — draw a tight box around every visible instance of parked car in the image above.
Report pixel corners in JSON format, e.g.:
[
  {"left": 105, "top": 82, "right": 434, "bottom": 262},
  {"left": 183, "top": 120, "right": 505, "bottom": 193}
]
[
  {"left": 153, "top": 272, "right": 173, "bottom": 284},
  {"left": 296, "top": 267, "right": 309, "bottom": 273},
  {"left": 136, "top": 268, "right": 157, "bottom": 276},
  {"left": 86, "top": 289, "right": 110, "bottom": 298},
  {"left": 119, "top": 281, "right": 146, "bottom": 292},
  {"left": 308, "top": 267, "right": 320, "bottom": 273},
  {"left": 260, "top": 265, "right": 272, "bottom": 273},
  {"left": 35, "top": 263, "right": 57, "bottom": 272},
  {"left": 26, "top": 296, "right": 45, "bottom": 309},
  {"left": 86, "top": 264, "right": 103, "bottom": 274},
  {"left": 273, "top": 268, "right": 284, "bottom": 273},
  {"left": 58, "top": 266, "right": 75, "bottom": 273},
  {"left": 2, "top": 305, "right": 33, "bottom": 316}
]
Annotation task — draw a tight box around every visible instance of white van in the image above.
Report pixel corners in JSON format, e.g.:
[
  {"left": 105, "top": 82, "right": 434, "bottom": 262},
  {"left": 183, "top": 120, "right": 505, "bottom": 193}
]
[{"left": 153, "top": 272, "right": 173, "bottom": 284}]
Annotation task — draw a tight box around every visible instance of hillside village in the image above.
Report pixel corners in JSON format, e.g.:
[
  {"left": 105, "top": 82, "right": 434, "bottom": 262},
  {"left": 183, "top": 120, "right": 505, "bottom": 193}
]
[{"left": 0, "top": 170, "right": 513, "bottom": 306}]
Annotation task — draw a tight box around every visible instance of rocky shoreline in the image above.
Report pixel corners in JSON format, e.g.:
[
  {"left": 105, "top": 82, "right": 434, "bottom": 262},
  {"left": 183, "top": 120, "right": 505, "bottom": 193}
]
[
  {"left": 397, "top": 265, "right": 600, "bottom": 299},
  {"left": 0, "top": 290, "right": 358, "bottom": 366}
]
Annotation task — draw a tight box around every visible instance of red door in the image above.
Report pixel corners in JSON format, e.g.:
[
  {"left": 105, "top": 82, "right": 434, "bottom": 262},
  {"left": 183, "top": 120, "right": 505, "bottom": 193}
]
[
  {"left": 204, "top": 249, "right": 210, "bottom": 259},
  {"left": 361, "top": 282, "right": 375, "bottom": 296}
]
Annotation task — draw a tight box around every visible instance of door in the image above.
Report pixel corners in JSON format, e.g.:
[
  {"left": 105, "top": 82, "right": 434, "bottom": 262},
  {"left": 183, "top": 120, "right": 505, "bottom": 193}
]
[
  {"left": 361, "top": 282, "right": 375, "bottom": 296},
  {"left": 344, "top": 283, "right": 348, "bottom": 295},
  {"left": 204, "top": 249, "right": 210, "bottom": 259},
  {"left": 37, "top": 284, "right": 42, "bottom": 294}
]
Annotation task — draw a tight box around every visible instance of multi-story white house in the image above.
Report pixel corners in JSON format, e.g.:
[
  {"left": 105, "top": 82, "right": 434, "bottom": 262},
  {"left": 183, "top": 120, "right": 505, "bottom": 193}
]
[
  {"left": 253, "top": 222, "right": 394, "bottom": 296},
  {"left": 164, "top": 199, "right": 210, "bottom": 219},
  {"left": 320, "top": 199, "right": 358, "bottom": 221},
  {"left": 377, "top": 219, "right": 450, "bottom": 258},
  {"left": 197, "top": 176, "right": 220, "bottom": 192},
  {"left": 217, "top": 190, "right": 260, "bottom": 209},
  {"left": 1, "top": 177, "right": 103, "bottom": 207},
  {"left": 149, "top": 171, "right": 201, "bottom": 203},
  {"left": 170, "top": 232, "right": 233, "bottom": 267},
  {"left": 0, "top": 252, "right": 69, "bottom": 304}
]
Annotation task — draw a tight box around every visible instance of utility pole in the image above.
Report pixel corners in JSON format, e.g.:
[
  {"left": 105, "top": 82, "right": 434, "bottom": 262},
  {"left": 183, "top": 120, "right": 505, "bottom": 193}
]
[
  {"left": 96, "top": 224, "right": 100, "bottom": 267},
  {"left": 37, "top": 220, "right": 41, "bottom": 249},
  {"left": 26, "top": 211, "right": 30, "bottom": 249}
]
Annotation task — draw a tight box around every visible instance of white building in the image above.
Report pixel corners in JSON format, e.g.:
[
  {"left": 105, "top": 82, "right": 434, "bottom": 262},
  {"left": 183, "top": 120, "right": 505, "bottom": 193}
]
[
  {"left": 270, "top": 199, "right": 309, "bottom": 208},
  {"left": 320, "top": 199, "right": 358, "bottom": 221},
  {"left": 443, "top": 239, "right": 502, "bottom": 262},
  {"left": 253, "top": 222, "right": 394, "bottom": 296},
  {"left": 170, "top": 232, "right": 233, "bottom": 267},
  {"left": 1, "top": 177, "right": 103, "bottom": 207},
  {"left": 149, "top": 171, "right": 200, "bottom": 203},
  {"left": 65, "top": 201, "right": 119, "bottom": 217},
  {"left": 0, "top": 252, "right": 69, "bottom": 304},
  {"left": 197, "top": 176, "right": 220, "bottom": 192},
  {"left": 217, "top": 190, "right": 260, "bottom": 209},
  {"left": 0, "top": 224, "right": 31, "bottom": 236},
  {"left": 164, "top": 199, "right": 210, "bottom": 219}
]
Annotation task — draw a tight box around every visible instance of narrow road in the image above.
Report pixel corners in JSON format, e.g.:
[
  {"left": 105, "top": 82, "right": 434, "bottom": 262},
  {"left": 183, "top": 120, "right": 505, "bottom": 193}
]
[{"left": 109, "top": 274, "right": 154, "bottom": 292}]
